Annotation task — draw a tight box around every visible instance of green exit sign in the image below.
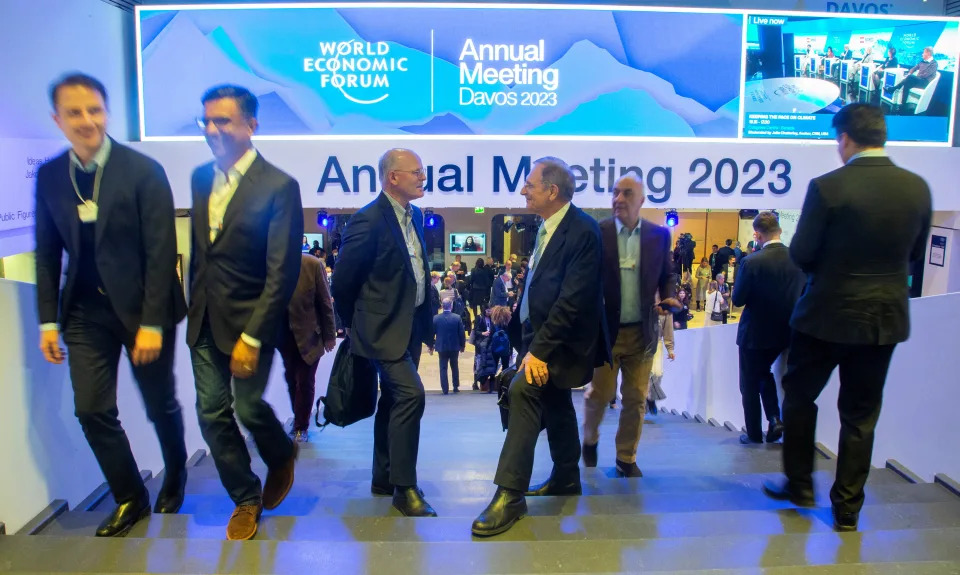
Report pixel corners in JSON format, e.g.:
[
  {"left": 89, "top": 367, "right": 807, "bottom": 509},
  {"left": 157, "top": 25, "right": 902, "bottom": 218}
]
[{"left": 474, "top": 207, "right": 485, "bottom": 214}]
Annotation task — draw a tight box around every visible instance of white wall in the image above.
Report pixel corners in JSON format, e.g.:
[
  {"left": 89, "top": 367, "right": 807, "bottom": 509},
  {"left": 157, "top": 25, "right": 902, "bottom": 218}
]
[{"left": 661, "top": 291, "right": 960, "bottom": 483}]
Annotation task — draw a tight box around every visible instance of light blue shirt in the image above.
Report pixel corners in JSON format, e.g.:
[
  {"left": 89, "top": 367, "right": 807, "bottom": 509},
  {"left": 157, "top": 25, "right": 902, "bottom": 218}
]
[
  {"left": 615, "top": 218, "right": 642, "bottom": 324},
  {"left": 69, "top": 136, "right": 112, "bottom": 173},
  {"left": 384, "top": 192, "right": 426, "bottom": 306},
  {"left": 846, "top": 148, "right": 888, "bottom": 164}
]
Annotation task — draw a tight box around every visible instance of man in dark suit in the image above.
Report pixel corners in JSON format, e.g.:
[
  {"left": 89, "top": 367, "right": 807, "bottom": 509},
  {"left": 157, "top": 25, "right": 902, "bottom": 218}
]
[
  {"left": 472, "top": 157, "right": 610, "bottom": 537},
  {"left": 34, "top": 74, "right": 188, "bottom": 537},
  {"left": 582, "top": 175, "right": 679, "bottom": 477},
  {"left": 434, "top": 297, "right": 466, "bottom": 394},
  {"left": 731, "top": 212, "right": 805, "bottom": 445},
  {"left": 279, "top": 254, "right": 337, "bottom": 442},
  {"left": 332, "top": 148, "right": 437, "bottom": 517},
  {"left": 714, "top": 239, "right": 736, "bottom": 278},
  {"left": 187, "top": 85, "right": 303, "bottom": 540},
  {"left": 763, "top": 104, "right": 932, "bottom": 532}
]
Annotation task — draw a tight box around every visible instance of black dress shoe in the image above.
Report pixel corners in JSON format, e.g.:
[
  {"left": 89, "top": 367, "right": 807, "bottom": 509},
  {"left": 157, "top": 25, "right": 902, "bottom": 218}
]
[
  {"left": 740, "top": 433, "right": 763, "bottom": 445},
  {"left": 393, "top": 486, "right": 437, "bottom": 517},
  {"left": 525, "top": 476, "right": 582, "bottom": 496},
  {"left": 154, "top": 470, "right": 187, "bottom": 514},
  {"left": 472, "top": 487, "right": 527, "bottom": 537},
  {"left": 833, "top": 507, "right": 859, "bottom": 532},
  {"left": 761, "top": 478, "right": 816, "bottom": 507},
  {"left": 96, "top": 493, "right": 151, "bottom": 537},
  {"left": 582, "top": 442, "right": 598, "bottom": 467},
  {"left": 766, "top": 418, "right": 785, "bottom": 443},
  {"left": 371, "top": 481, "right": 394, "bottom": 496},
  {"left": 615, "top": 460, "right": 643, "bottom": 478}
]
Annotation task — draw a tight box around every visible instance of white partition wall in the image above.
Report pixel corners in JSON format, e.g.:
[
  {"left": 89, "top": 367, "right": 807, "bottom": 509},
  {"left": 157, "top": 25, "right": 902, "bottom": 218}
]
[{"left": 661, "top": 292, "right": 960, "bottom": 483}]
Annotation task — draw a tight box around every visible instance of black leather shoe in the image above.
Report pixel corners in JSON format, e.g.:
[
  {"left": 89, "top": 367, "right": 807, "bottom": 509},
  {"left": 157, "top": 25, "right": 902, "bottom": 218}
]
[
  {"left": 472, "top": 487, "right": 527, "bottom": 537},
  {"left": 154, "top": 470, "right": 187, "bottom": 514},
  {"left": 762, "top": 478, "right": 815, "bottom": 507},
  {"left": 371, "top": 481, "right": 394, "bottom": 496},
  {"left": 615, "top": 459, "right": 643, "bottom": 478},
  {"left": 833, "top": 507, "right": 859, "bottom": 532},
  {"left": 525, "top": 476, "right": 582, "bottom": 496},
  {"left": 766, "top": 418, "right": 785, "bottom": 443},
  {"left": 96, "top": 493, "right": 151, "bottom": 537},
  {"left": 582, "top": 442, "right": 598, "bottom": 467},
  {"left": 393, "top": 486, "right": 437, "bottom": 517},
  {"left": 740, "top": 433, "right": 763, "bottom": 445}
]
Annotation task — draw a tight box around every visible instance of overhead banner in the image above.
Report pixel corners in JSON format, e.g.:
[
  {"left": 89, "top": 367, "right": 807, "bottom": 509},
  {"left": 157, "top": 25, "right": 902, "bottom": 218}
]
[
  {"left": 131, "top": 139, "right": 960, "bottom": 210},
  {"left": 136, "top": 3, "right": 959, "bottom": 144}
]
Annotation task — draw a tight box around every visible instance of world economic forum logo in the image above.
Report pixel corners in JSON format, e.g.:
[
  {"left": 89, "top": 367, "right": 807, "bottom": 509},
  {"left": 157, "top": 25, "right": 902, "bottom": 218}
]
[{"left": 303, "top": 40, "right": 409, "bottom": 105}]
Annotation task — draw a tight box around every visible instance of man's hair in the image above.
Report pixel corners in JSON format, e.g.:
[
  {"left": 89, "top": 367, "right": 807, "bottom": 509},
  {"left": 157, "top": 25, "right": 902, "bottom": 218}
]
[
  {"left": 725, "top": 239, "right": 733, "bottom": 247},
  {"left": 753, "top": 211, "right": 782, "bottom": 236},
  {"left": 50, "top": 73, "right": 108, "bottom": 109},
  {"left": 201, "top": 85, "right": 259, "bottom": 119},
  {"left": 832, "top": 103, "right": 886, "bottom": 148},
  {"left": 924, "top": 46, "right": 933, "bottom": 54},
  {"left": 443, "top": 277, "right": 454, "bottom": 288},
  {"left": 441, "top": 297, "right": 453, "bottom": 311},
  {"left": 378, "top": 148, "right": 412, "bottom": 185},
  {"left": 430, "top": 271, "right": 441, "bottom": 280},
  {"left": 888, "top": 46, "right": 897, "bottom": 56},
  {"left": 712, "top": 244, "right": 718, "bottom": 249},
  {"left": 534, "top": 156, "right": 575, "bottom": 201}
]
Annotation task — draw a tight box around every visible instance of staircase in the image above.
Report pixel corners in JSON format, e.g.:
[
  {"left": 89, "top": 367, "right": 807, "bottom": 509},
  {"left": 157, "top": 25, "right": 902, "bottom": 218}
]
[{"left": 2, "top": 393, "right": 960, "bottom": 573}]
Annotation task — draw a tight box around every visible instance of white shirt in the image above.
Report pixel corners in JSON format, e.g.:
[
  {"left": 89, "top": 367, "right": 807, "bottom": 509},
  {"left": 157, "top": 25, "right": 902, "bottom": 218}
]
[
  {"left": 847, "top": 148, "right": 888, "bottom": 164},
  {"left": 209, "top": 147, "right": 258, "bottom": 243},
  {"left": 208, "top": 147, "right": 262, "bottom": 348}
]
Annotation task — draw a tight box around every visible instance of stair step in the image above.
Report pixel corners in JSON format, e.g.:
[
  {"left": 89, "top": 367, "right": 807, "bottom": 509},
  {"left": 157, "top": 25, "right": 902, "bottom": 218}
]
[
  {"left": 4, "top": 528, "right": 960, "bottom": 573},
  {"left": 37, "top": 500, "right": 960, "bottom": 542}
]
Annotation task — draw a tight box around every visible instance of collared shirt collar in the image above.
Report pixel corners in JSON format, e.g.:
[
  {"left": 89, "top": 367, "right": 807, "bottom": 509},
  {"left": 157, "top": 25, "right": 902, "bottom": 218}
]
[
  {"left": 214, "top": 147, "right": 258, "bottom": 183},
  {"left": 69, "top": 137, "right": 112, "bottom": 173},
  {"left": 384, "top": 190, "right": 410, "bottom": 220},
  {"left": 763, "top": 239, "right": 783, "bottom": 248},
  {"left": 614, "top": 217, "right": 641, "bottom": 236},
  {"left": 541, "top": 201, "right": 572, "bottom": 236},
  {"left": 847, "top": 148, "right": 887, "bottom": 164}
]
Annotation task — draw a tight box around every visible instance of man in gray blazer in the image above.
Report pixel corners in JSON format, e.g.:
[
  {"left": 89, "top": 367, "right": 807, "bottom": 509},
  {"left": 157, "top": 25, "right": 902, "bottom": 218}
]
[
  {"left": 763, "top": 104, "right": 932, "bottom": 532},
  {"left": 582, "top": 175, "right": 680, "bottom": 478}
]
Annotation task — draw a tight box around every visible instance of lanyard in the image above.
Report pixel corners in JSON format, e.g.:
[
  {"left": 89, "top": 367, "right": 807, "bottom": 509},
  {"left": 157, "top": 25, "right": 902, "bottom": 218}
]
[{"left": 69, "top": 162, "right": 104, "bottom": 205}]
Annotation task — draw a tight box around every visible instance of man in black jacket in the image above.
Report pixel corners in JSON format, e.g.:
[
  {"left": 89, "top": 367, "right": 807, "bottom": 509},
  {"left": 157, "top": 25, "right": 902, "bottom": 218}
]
[
  {"left": 333, "top": 148, "right": 437, "bottom": 518},
  {"left": 472, "top": 157, "right": 610, "bottom": 537},
  {"left": 35, "top": 74, "right": 187, "bottom": 537},
  {"left": 714, "top": 239, "right": 735, "bottom": 278},
  {"left": 762, "top": 104, "right": 932, "bottom": 532},
  {"left": 732, "top": 212, "right": 805, "bottom": 445},
  {"left": 188, "top": 85, "right": 303, "bottom": 540}
]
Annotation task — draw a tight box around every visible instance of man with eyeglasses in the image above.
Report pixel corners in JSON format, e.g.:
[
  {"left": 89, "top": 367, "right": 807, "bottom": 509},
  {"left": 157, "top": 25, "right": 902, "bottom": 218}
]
[
  {"left": 332, "top": 148, "right": 437, "bottom": 517},
  {"left": 187, "top": 85, "right": 303, "bottom": 540},
  {"left": 34, "top": 73, "right": 188, "bottom": 537}
]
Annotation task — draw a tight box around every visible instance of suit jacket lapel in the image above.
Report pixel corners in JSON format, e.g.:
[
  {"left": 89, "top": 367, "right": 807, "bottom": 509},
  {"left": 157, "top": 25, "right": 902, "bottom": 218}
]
[
  {"left": 217, "top": 155, "right": 263, "bottom": 243},
  {"left": 377, "top": 193, "right": 415, "bottom": 280},
  {"left": 531, "top": 206, "right": 573, "bottom": 288},
  {"left": 93, "top": 143, "right": 121, "bottom": 250},
  {"left": 639, "top": 220, "right": 659, "bottom": 297},
  {"left": 410, "top": 205, "right": 430, "bottom": 277}
]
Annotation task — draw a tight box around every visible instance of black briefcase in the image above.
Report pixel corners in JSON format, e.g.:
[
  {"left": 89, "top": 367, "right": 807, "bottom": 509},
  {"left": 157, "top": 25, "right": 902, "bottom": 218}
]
[{"left": 315, "top": 337, "right": 379, "bottom": 428}]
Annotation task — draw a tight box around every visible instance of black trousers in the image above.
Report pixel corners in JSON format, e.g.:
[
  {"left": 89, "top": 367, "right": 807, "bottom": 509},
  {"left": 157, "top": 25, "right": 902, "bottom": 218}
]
[
  {"left": 781, "top": 330, "right": 896, "bottom": 514},
  {"left": 372, "top": 315, "right": 426, "bottom": 487},
  {"left": 438, "top": 351, "right": 460, "bottom": 393},
  {"left": 738, "top": 346, "right": 783, "bottom": 440},
  {"left": 899, "top": 75, "right": 931, "bottom": 105},
  {"left": 191, "top": 318, "right": 293, "bottom": 506},
  {"left": 493, "top": 326, "right": 580, "bottom": 492},
  {"left": 62, "top": 296, "right": 186, "bottom": 504}
]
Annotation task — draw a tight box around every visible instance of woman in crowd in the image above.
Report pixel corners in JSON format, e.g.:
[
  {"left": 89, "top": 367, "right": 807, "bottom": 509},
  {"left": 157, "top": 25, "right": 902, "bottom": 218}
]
[
  {"left": 703, "top": 281, "right": 724, "bottom": 327},
  {"left": 472, "top": 306, "right": 498, "bottom": 392},
  {"left": 468, "top": 258, "right": 493, "bottom": 315},
  {"left": 679, "top": 271, "right": 693, "bottom": 309},
  {"left": 673, "top": 288, "right": 690, "bottom": 330},
  {"left": 489, "top": 305, "right": 513, "bottom": 373},
  {"left": 648, "top": 311, "right": 675, "bottom": 416},
  {"left": 695, "top": 258, "right": 712, "bottom": 311}
]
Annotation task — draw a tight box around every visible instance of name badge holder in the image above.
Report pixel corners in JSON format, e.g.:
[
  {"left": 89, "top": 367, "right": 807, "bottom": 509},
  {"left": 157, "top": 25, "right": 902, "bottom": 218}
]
[{"left": 70, "top": 162, "right": 104, "bottom": 224}]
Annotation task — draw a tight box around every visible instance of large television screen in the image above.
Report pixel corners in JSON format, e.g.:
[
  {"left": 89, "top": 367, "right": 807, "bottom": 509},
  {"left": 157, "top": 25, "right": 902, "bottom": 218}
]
[
  {"left": 450, "top": 233, "right": 487, "bottom": 254},
  {"left": 743, "top": 14, "right": 958, "bottom": 143}
]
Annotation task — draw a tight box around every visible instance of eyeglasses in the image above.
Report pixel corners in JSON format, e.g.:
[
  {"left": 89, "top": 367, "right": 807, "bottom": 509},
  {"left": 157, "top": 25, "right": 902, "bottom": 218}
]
[
  {"left": 196, "top": 116, "right": 232, "bottom": 131},
  {"left": 393, "top": 168, "right": 426, "bottom": 178}
]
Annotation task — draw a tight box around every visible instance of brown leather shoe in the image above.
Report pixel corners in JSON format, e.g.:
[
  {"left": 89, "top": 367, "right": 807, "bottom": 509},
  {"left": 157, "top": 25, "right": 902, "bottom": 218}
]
[
  {"left": 263, "top": 442, "right": 298, "bottom": 510},
  {"left": 226, "top": 504, "right": 262, "bottom": 541}
]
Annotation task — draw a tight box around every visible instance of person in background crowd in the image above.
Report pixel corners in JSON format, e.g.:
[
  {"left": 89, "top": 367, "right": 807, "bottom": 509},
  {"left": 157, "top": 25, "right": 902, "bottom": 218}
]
[
  {"left": 187, "top": 85, "right": 302, "bottom": 540},
  {"left": 472, "top": 157, "right": 609, "bottom": 537},
  {"left": 647, "top": 312, "right": 675, "bottom": 416},
  {"left": 715, "top": 240, "right": 735, "bottom": 278},
  {"left": 429, "top": 271, "right": 442, "bottom": 314},
  {"left": 695, "top": 258, "right": 712, "bottom": 311},
  {"left": 333, "top": 148, "right": 437, "bottom": 518},
  {"left": 673, "top": 289, "right": 690, "bottom": 330},
  {"left": 490, "top": 305, "right": 513, "bottom": 373},
  {"left": 492, "top": 264, "right": 515, "bottom": 306},
  {"left": 734, "top": 241, "right": 743, "bottom": 263},
  {"left": 763, "top": 104, "right": 931, "bottom": 533},
  {"left": 439, "top": 276, "right": 459, "bottom": 308},
  {"left": 895, "top": 46, "right": 938, "bottom": 107},
  {"left": 724, "top": 256, "right": 739, "bottom": 319},
  {"left": 325, "top": 246, "right": 338, "bottom": 270},
  {"left": 472, "top": 305, "right": 499, "bottom": 393},
  {"left": 703, "top": 281, "right": 723, "bottom": 328},
  {"left": 873, "top": 46, "right": 898, "bottom": 89},
  {"left": 280, "top": 254, "right": 337, "bottom": 442},
  {"left": 35, "top": 73, "right": 188, "bottom": 537},
  {"left": 679, "top": 271, "right": 693, "bottom": 309},
  {"left": 582, "top": 174, "right": 678, "bottom": 479},
  {"left": 451, "top": 260, "right": 466, "bottom": 285},
  {"left": 732, "top": 212, "right": 804, "bottom": 446},
  {"left": 709, "top": 244, "right": 719, "bottom": 272},
  {"left": 434, "top": 297, "right": 466, "bottom": 394},
  {"left": 715, "top": 273, "right": 731, "bottom": 324},
  {"left": 469, "top": 257, "right": 494, "bottom": 315}
]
